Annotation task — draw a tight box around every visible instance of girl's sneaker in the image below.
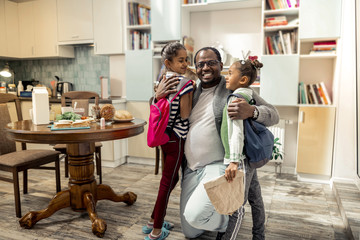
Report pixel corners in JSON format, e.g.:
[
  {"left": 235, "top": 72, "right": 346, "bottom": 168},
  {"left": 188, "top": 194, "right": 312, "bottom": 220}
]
[
  {"left": 142, "top": 221, "right": 174, "bottom": 234},
  {"left": 144, "top": 228, "right": 169, "bottom": 240}
]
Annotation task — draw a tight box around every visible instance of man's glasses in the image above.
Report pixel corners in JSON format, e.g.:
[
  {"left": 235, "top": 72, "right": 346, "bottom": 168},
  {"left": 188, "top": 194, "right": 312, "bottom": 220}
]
[{"left": 195, "top": 60, "right": 220, "bottom": 69}]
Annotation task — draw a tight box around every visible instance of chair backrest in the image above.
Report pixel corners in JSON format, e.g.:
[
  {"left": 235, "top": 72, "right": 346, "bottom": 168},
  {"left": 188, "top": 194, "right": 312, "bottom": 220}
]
[
  {"left": 0, "top": 93, "right": 23, "bottom": 155},
  {"left": 61, "top": 91, "right": 99, "bottom": 116}
]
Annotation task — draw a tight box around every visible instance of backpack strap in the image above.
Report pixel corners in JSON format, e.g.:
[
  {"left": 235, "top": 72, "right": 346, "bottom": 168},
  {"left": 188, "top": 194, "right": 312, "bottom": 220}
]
[
  {"left": 227, "top": 92, "right": 256, "bottom": 105},
  {"left": 170, "top": 79, "right": 193, "bottom": 103}
]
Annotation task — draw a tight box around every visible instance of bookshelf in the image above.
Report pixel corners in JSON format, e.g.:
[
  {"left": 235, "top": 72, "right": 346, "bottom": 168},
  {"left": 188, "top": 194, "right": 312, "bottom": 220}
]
[
  {"left": 259, "top": 0, "right": 342, "bottom": 178},
  {"left": 124, "top": 0, "right": 151, "bottom": 51}
]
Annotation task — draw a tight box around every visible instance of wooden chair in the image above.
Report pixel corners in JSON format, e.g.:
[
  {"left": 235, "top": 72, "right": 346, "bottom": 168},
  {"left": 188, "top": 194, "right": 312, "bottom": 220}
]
[
  {"left": 149, "top": 96, "right": 164, "bottom": 175},
  {"left": 0, "top": 93, "right": 61, "bottom": 218},
  {"left": 53, "top": 91, "right": 103, "bottom": 183}
]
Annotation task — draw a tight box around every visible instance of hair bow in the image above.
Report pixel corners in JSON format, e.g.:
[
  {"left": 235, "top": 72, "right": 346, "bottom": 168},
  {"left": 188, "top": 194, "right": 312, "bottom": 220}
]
[{"left": 249, "top": 56, "right": 258, "bottom": 61}]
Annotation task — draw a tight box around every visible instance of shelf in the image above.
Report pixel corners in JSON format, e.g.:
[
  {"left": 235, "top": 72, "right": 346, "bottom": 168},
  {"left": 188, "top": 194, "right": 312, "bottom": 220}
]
[
  {"left": 297, "top": 104, "right": 335, "bottom": 108},
  {"left": 262, "top": 54, "right": 298, "bottom": 57},
  {"left": 264, "top": 25, "right": 298, "bottom": 32},
  {"left": 264, "top": 8, "right": 299, "bottom": 16},
  {"left": 126, "top": 24, "right": 151, "bottom": 30},
  {"left": 182, "top": 0, "right": 261, "bottom": 12},
  {"left": 300, "top": 54, "right": 337, "bottom": 59}
]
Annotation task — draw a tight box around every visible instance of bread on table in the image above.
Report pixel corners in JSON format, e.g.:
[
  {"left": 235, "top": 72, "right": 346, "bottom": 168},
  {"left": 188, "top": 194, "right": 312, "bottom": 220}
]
[
  {"left": 100, "top": 104, "right": 115, "bottom": 120},
  {"left": 72, "top": 120, "right": 90, "bottom": 128},
  {"left": 53, "top": 122, "right": 72, "bottom": 129},
  {"left": 114, "top": 110, "right": 133, "bottom": 120}
]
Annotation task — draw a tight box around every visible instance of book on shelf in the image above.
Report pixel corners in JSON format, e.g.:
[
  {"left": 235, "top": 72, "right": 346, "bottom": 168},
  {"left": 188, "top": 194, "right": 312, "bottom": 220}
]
[
  {"left": 318, "top": 82, "right": 332, "bottom": 105},
  {"left": 265, "top": 16, "right": 288, "bottom": 27},
  {"left": 298, "top": 82, "right": 308, "bottom": 104},
  {"left": 128, "top": 2, "right": 151, "bottom": 26},
  {"left": 183, "top": 0, "right": 207, "bottom": 4},
  {"left": 308, "top": 83, "right": 318, "bottom": 104},
  {"left": 130, "top": 31, "right": 151, "bottom": 50},
  {"left": 312, "top": 83, "right": 323, "bottom": 104},
  {"left": 309, "top": 40, "right": 336, "bottom": 55},
  {"left": 266, "top": 0, "right": 299, "bottom": 10},
  {"left": 265, "top": 29, "right": 297, "bottom": 55},
  {"left": 299, "top": 82, "right": 332, "bottom": 105},
  {"left": 306, "top": 84, "right": 314, "bottom": 104}
]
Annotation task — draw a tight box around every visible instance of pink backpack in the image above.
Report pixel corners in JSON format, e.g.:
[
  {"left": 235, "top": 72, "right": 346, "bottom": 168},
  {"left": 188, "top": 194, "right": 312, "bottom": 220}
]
[{"left": 147, "top": 79, "right": 192, "bottom": 148}]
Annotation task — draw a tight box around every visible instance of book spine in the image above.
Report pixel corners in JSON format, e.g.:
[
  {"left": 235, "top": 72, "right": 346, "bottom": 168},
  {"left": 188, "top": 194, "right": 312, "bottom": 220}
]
[
  {"left": 317, "top": 83, "right": 328, "bottom": 105},
  {"left": 268, "top": 0, "right": 276, "bottom": 9},
  {"left": 320, "top": 82, "right": 332, "bottom": 105},
  {"left": 286, "top": 0, "right": 291, "bottom": 8},
  {"left": 279, "top": 30, "right": 286, "bottom": 54},
  {"left": 312, "top": 84, "right": 323, "bottom": 104},
  {"left": 306, "top": 84, "right": 314, "bottom": 104}
]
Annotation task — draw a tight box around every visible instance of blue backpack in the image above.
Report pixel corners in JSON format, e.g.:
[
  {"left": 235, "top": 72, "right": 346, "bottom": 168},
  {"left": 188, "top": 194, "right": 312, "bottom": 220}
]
[{"left": 228, "top": 93, "right": 274, "bottom": 168}]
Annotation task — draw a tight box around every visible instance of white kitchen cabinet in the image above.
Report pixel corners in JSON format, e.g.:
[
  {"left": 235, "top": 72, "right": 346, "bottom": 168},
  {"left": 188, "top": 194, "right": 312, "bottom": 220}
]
[
  {"left": 93, "top": 0, "right": 124, "bottom": 55},
  {"left": 5, "top": 0, "right": 20, "bottom": 58},
  {"left": 57, "top": 0, "right": 94, "bottom": 44},
  {"left": 296, "top": 106, "right": 336, "bottom": 176},
  {"left": 151, "top": 0, "right": 181, "bottom": 42},
  {"left": 260, "top": 55, "right": 299, "bottom": 106},
  {"left": 299, "top": 0, "right": 341, "bottom": 40},
  {"left": 18, "top": 0, "right": 74, "bottom": 59},
  {"left": 126, "top": 49, "right": 153, "bottom": 101},
  {"left": 18, "top": 2, "right": 35, "bottom": 58},
  {"left": 34, "top": 0, "right": 74, "bottom": 58},
  {"left": 0, "top": 0, "right": 6, "bottom": 57}
]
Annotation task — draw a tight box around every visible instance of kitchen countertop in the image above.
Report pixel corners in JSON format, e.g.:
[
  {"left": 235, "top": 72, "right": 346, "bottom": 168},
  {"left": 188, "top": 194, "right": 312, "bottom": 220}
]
[{"left": 19, "top": 97, "right": 114, "bottom": 104}]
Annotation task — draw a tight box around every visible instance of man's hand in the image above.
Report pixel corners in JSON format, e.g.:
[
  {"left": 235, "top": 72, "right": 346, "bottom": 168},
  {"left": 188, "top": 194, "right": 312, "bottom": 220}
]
[
  {"left": 227, "top": 98, "right": 255, "bottom": 120},
  {"left": 225, "top": 162, "right": 239, "bottom": 183},
  {"left": 155, "top": 75, "right": 180, "bottom": 101}
]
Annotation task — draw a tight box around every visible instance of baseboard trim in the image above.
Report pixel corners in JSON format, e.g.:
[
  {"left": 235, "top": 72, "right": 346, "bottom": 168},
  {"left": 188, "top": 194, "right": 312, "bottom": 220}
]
[
  {"left": 297, "top": 173, "right": 331, "bottom": 184},
  {"left": 127, "top": 156, "right": 155, "bottom": 166}
]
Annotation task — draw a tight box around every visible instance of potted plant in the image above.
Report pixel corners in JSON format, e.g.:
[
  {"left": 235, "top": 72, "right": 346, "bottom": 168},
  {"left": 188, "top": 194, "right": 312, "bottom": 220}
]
[
  {"left": 271, "top": 137, "right": 284, "bottom": 161},
  {"left": 271, "top": 137, "right": 284, "bottom": 174}
]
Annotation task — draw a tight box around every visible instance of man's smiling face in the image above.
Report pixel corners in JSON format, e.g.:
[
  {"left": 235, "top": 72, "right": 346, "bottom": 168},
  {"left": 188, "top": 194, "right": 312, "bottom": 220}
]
[{"left": 195, "top": 49, "right": 223, "bottom": 88}]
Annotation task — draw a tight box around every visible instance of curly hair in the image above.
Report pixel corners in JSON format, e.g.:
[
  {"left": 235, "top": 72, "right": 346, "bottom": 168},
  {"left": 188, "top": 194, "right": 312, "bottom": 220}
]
[{"left": 235, "top": 59, "right": 263, "bottom": 85}]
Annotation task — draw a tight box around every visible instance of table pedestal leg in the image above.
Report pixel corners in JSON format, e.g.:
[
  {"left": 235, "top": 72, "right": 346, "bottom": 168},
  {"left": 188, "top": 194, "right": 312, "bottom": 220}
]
[
  {"left": 19, "top": 190, "right": 70, "bottom": 228},
  {"left": 18, "top": 142, "right": 137, "bottom": 238}
]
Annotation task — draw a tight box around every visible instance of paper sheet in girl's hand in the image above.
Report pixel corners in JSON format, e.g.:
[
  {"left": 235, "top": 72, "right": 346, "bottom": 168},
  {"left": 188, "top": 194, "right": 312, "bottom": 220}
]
[{"left": 203, "top": 170, "right": 245, "bottom": 215}]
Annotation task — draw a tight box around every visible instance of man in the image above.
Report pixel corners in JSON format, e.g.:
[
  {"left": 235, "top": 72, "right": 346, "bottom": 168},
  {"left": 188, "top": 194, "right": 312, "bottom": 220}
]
[{"left": 156, "top": 47, "right": 279, "bottom": 240}]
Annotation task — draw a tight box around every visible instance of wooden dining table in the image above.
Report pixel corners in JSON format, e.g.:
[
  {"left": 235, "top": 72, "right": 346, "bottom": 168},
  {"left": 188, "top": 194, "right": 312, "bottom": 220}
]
[{"left": 5, "top": 118, "right": 146, "bottom": 238}]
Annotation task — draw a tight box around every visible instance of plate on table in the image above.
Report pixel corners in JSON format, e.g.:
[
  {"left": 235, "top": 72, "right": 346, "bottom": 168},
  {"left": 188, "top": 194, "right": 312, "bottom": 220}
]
[{"left": 113, "top": 117, "right": 135, "bottom": 123}]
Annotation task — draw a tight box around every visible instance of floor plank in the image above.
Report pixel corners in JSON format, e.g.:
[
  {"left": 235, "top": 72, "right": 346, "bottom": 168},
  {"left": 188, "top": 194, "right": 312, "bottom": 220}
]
[{"left": 0, "top": 163, "right": 350, "bottom": 239}]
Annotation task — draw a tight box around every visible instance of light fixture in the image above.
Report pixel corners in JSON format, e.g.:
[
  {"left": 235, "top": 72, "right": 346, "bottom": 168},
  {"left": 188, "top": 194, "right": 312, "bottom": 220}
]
[{"left": 0, "top": 63, "right": 13, "bottom": 78}]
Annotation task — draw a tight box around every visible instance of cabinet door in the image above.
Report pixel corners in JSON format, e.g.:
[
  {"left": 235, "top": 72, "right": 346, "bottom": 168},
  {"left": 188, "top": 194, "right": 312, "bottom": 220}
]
[
  {"left": 57, "top": 0, "right": 93, "bottom": 43},
  {"left": 0, "top": 0, "right": 7, "bottom": 56},
  {"left": 5, "top": 0, "right": 20, "bottom": 57},
  {"left": 34, "top": 0, "right": 58, "bottom": 57},
  {"left": 299, "top": 0, "right": 341, "bottom": 40},
  {"left": 260, "top": 55, "right": 299, "bottom": 106},
  {"left": 126, "top": 50, "right": 153, "bottom": 101},
  {"left": 93, "top": 0, "right": 123, "bottom": 55},
  {"left": 18, "top": 2, "right": 35, "bottom": 58},
  {"left": 151, "top": 0, "right": 181, "bottom": 42},
  {"left": 296, "top": 107, "right": 335, "bottom": 176}
]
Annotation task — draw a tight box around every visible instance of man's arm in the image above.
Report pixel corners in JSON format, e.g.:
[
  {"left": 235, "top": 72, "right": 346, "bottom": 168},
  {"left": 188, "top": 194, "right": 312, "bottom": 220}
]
[
  {"left": 155, "top": 75, "right": 180, "bottom": 101},
  {"left": 227, "top": 90, "right": 279, "bottom": 127}
]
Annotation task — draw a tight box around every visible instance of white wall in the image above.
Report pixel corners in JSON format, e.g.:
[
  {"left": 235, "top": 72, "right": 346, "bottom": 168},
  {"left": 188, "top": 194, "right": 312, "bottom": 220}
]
[
  {"left": 109, "top": 55, "right": 126, "bottom": 98},
  {"left": 332, "top": 0, "right": 357, "bottom": 182}
]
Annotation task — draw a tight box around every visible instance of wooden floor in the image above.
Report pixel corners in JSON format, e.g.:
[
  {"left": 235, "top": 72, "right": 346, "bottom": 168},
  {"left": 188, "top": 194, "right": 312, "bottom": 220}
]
[{"left": 0, "top": 162, "right": 351, "bottom": 240}]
